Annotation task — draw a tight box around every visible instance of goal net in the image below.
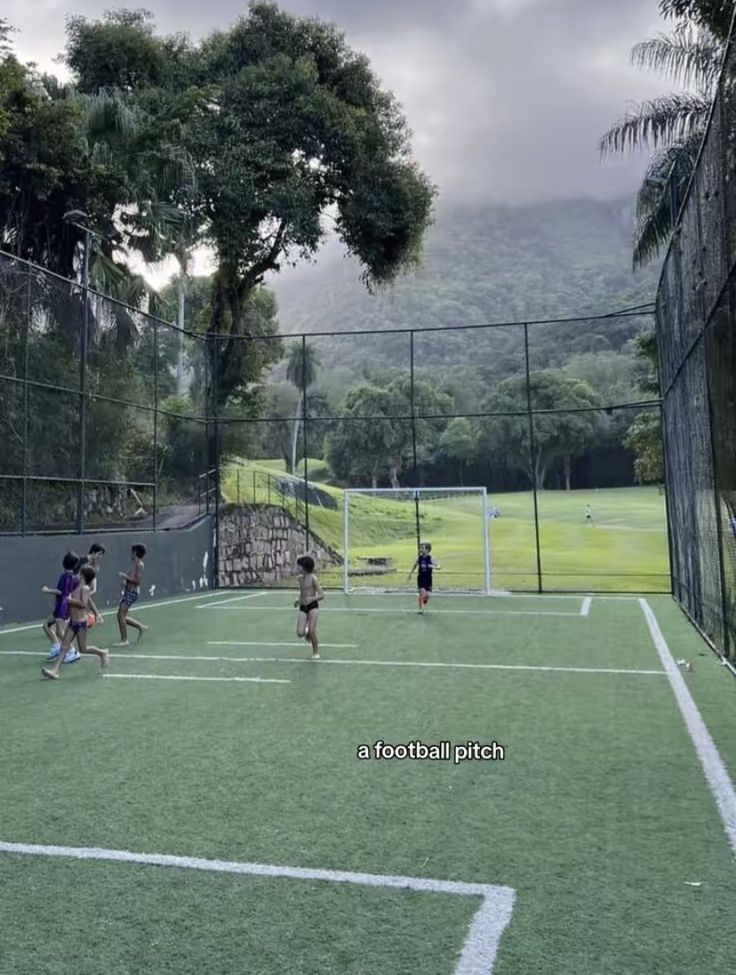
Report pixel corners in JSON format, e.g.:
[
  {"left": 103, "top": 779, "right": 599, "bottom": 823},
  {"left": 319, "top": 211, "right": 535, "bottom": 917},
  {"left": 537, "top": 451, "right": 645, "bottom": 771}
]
[{"left": 343, "top": 487, "right": 491, "bottom": 594}]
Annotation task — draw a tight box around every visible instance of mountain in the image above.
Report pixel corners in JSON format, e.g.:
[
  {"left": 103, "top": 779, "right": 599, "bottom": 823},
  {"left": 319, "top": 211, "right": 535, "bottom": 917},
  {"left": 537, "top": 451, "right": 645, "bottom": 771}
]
[{"left": 270, "top": 196, "right": 659, "bottom": 340}]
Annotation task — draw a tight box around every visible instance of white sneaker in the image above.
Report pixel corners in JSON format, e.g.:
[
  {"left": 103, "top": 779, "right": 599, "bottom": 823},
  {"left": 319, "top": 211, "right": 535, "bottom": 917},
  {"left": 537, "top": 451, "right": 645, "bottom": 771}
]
[
  {"left": 65, "top": 649, "right": 81, "bottom": 664},
  {"left": 47, "top": 644, "right": 61, "bottom": 660}
]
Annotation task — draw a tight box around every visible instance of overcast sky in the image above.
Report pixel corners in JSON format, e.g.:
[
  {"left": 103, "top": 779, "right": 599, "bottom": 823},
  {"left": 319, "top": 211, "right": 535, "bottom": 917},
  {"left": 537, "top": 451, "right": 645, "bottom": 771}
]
[{"left": 8, "top": 0, "right": 670, "bottom": 205}]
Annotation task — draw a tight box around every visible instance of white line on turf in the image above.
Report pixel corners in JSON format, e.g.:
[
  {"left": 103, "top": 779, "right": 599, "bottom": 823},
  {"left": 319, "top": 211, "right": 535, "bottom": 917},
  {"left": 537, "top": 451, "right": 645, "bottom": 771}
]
[
  {"left": 639, "top": 599, "right": 736, "bottom": 855},
  {"left": 0, "top": 590, "right": 231, "bottom": 636},
  {"left": 0, "top": 649, "right": 665, "bottom": 676},
  {"left": 199, "top": 606, "right": 582, "bottom": 618},
  {"left": 200, "top": 593, "right": 270, "bottom": 609},
  {"left": 0, "top": 841, "right": 516, "bottom": 975},
  {"left": 580, "top": 597, "right": 592, "bottom": 617},
  {"left": 103, "top": 674, "right": 291, "bottom": 685},
  {"left": 208, "top": 641, "right": 358, "bottom": 649}
]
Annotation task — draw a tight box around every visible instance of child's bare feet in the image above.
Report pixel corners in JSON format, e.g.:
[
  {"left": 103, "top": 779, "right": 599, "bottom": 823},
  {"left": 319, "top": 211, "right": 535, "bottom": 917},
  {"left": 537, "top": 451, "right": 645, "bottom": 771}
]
[
  {"left": 41, "top": 667, "right": 60, "bottom": 680},
  {"left": 113, "top": 641, "right": 129, "bottom": 647},
  {"left": 136, "top": 626, "right": 148, "bottom": 643},
  {"left": 100, "top": 650, "right": 110, "bottom": 670}
]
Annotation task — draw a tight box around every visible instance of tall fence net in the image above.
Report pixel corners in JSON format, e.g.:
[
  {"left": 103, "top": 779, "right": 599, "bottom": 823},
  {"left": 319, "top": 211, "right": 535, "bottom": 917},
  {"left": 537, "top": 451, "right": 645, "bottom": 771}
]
[
  {"left": 656, "top": 31, "right": 736, "bottom": 659},
  {"left": 0, "top": 249, "right": 668, "bottom": 593}
]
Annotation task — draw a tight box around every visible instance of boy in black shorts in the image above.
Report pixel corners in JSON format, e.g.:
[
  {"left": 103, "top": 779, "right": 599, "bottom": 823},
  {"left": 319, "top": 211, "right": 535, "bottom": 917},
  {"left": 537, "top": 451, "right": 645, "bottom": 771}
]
[
  {"left": 295, "top": 555, "right": 324, "bottom": 659},
  {"left": 408, "top": 542, "right": 441, "bottom": 613}
]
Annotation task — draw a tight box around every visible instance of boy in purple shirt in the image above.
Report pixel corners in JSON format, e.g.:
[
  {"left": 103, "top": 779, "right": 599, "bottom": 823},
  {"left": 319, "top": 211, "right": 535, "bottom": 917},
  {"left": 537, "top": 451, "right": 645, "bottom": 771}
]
[{"left": 42, "top": 552, "right": 79, "bottom": 659}]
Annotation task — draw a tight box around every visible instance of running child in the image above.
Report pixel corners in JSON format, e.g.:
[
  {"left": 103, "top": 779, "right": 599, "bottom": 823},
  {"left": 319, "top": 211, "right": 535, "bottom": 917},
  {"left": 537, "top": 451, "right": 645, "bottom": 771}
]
[
  {"left": 585, "top": 504, "right": 592, "bottom": 524},
  {"left": 66, "top": 543, "right": 107, "bottom": 664},
  {"left": 294, "top": 555, "right": 324, "bottom": 659},
  {"left": 115, "top": 544, "right": 147, "bottom": 645},
  {"left": 408, "top": 542, "right": 441, "bottom": 612},
  {"left": 42, "top": 551, "right": 79, "bottom": 660},
  {"left": 41, "top": 566, "right": 109, "bottom": 680}
]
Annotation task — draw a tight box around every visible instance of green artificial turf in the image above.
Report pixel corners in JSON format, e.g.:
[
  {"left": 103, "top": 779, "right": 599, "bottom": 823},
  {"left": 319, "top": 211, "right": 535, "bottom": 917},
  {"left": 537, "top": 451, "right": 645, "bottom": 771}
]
[{"left": 0, "top": 591, "right": 734, "bottom": 974}]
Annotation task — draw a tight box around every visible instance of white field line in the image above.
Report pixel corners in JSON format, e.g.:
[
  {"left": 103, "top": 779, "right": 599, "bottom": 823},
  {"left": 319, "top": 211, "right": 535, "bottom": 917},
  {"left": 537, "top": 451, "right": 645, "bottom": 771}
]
[
  {"left": 0, "top": 841, "right": 516, "bottom": 975},
  {"left": 199, "top": 606, "right": 581, "bottom": 618},
  {"left": 208, "top": 641, "right": 358, "bottom": 649},
  {"left": 0, "top": 590, "right": 233, "bottom": 636},
  {"left": 639, "top": 599, "right": 736, "bottom": 855},
  {"left": 0, "top": 649, "right": 665, "bottom": 676},
  {"left": 103, "top": 674, "right": 291, "bottom": 685},
  {"left": 580, "top": 597, "right": 592, "bottom": 617},
  {"left": 201, "top": 593, "right": 270, "bottom": 609}
]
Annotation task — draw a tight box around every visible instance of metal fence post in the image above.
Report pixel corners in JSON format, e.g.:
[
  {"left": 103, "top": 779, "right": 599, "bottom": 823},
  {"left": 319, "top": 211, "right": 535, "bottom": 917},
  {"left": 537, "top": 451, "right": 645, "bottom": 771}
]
[
  {"left": 524, "top": 324, "right": 543, "bottom": 593},
  {"left": 302, "top": 334, "right": 310, "bottom": 550},
  {"left": 152, "top": 319, "right": 159, "bottom": 531},
  {"left": 21, "top": 263, "right": 31, "bottom": 535},
  {"left": 77, "top": 228, "right": 90, "bottom": 535}
]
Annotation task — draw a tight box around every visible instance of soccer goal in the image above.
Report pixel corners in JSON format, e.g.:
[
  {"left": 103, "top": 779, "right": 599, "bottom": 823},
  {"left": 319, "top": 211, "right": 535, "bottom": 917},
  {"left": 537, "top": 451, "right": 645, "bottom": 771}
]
[{"left": 343, "top": 487, "right": 491, "bottom": 594}]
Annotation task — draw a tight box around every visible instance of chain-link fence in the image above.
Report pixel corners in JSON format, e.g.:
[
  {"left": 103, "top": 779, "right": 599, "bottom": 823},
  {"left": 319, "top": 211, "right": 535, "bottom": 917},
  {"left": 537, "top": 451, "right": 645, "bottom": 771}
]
[
  {"left": 0, "top": 248, "right": 668, "bottom": 593},
  {"left": 0, "top": 251, "right": 213, "bottom": 536},
  {"left": 656, "top": 30, "right": 736, "bottom": 660}
]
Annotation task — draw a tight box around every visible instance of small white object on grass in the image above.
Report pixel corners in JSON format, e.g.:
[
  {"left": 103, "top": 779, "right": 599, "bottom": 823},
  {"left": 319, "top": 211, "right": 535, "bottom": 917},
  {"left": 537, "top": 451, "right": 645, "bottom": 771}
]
[{"left": 684, "top": 882, "right": 703, "bottom": 887}]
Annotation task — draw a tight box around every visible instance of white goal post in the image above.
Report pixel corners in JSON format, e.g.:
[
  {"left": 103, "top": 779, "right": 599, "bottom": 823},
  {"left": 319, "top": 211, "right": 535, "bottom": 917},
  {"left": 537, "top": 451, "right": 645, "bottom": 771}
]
[{"left": 342, "top": 487, "right": 492, "bottom": 595}]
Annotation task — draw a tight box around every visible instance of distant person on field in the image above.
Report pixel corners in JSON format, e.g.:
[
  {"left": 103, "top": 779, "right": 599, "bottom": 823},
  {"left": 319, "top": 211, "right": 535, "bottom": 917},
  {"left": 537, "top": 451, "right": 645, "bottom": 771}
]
[
  {"left": 115, "top": 544, "right": 147, "bottom": 645},
  {"left": 585, "top": 504, "right": 592, "bottom": 524},
  {"left": 41, "top": 566, "right": 109, "bottom": 680},
  {"left": 295, "top": 555, "right": 324, "bottom": 659}
]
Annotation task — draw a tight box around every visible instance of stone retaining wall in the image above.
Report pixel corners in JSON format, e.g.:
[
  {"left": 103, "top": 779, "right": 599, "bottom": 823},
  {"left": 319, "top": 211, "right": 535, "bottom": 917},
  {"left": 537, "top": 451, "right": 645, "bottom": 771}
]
[{"left": 218, "top": 504, "right": 341, "bottom": 586}]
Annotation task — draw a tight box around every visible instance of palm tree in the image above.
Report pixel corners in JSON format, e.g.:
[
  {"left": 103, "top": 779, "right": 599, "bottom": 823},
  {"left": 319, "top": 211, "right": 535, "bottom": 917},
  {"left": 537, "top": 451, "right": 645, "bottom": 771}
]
[
  {"left": 285, "top": 342, "right": 320, "bottom": 476},
  {"left": 600, "top": 19, "right": 725, "bottom": 266}
]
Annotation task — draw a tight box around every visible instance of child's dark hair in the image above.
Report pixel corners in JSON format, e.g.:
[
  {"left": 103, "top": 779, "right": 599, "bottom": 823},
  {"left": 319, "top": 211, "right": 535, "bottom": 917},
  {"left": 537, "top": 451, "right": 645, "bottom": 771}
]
[
  {"left": 422, "top": 542, "right": 432, "bottom": 553},
  {"left": 79, "top": 565, "right": 96, "bottom": 585},
  {"left": 297, "top": 555, "right": 315, "bottom": 573},
  {"left": 89, "top": 543, "right": 106, "bottom": 556},
  {"left": 132, "top": 544, "right": 146, "bottom": 559},
  {"left": 62, "top": 551, "right": 79, "bottom": 571}
]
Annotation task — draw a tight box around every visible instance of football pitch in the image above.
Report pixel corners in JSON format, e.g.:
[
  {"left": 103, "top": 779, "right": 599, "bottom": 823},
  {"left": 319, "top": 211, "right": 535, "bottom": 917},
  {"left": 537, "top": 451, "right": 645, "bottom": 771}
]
[{"left": 1, "top": 590, "right": 735, "bottom": 974}]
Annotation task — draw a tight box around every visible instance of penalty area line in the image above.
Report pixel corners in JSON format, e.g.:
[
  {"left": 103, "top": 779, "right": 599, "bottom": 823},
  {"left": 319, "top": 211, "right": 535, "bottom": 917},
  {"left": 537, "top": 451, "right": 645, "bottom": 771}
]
[{"left": 0, "top": 841, "right": 516, "bottom": 975}]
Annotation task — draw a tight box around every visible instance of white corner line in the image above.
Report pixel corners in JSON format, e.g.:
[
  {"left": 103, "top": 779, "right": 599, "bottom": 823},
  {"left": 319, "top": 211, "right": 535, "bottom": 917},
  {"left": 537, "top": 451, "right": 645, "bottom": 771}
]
[
  {"left": 639, "top": 599, "right": 736, "bottom": 855},
  {"left": 102, "top": 674, "right": 291, "bottom": 685},
  {"left": 0, "top": 841, "right": 516, "bottom": 975},
  {"left": 580, "top": 597, "right": 592, "bottom": 617}
]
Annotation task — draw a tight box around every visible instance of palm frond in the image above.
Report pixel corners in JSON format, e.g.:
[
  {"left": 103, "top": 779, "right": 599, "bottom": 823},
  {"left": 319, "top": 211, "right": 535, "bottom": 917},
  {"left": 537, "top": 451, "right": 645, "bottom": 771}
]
[
  {"left": 633, "top": 128, "right": 706, "bottom": 266},
  {"left": 631, "top": 27, "right": 722, "bottom": 92},
  {"left": 599, "top": 91, "right": 711, "bottom": 155},
  {"left": 80, "top": 90, "right": 142, "bottom": 145},
  {"left": 659, "top": 1, "right": 735, "bottom": 42}
]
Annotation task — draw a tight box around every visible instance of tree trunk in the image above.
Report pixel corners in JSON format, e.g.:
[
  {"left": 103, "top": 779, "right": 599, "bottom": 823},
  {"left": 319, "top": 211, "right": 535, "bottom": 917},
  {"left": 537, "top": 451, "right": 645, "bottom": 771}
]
[
  {"left": 563, "top": 456, "right": 571, "bottom": 491},
  {"left": 389, "top": 465, "right": 400, "bottom": 490},
  {"left": 290, "top": 394, "right": 303, "bottom": 475},
  {"left": 371, "top": 473, "right": 378, "bottom": 490}
]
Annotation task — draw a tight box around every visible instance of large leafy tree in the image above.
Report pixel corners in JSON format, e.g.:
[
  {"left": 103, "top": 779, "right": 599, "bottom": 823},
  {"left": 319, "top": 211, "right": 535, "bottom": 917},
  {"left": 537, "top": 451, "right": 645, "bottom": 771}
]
[
  {"left": 480, "top": 372, "right": 604, "bottom": 490},
  {"left": 326, "top": 375, "right": 452, "bottom": 488},
  {"left": 65, "top": 3, "right": 436, "bottom": 407}
]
